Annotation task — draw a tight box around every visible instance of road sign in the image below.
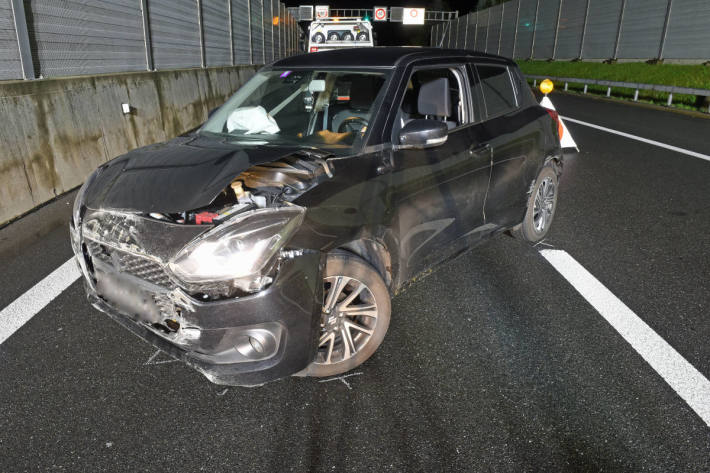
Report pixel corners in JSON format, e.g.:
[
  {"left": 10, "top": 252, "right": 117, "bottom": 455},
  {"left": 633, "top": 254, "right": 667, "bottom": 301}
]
[
  {"left": 373, "top": 6, "right": 387, "bottom": 21},
  {"left": 315, "top": 5, "right": 329, "bottom": 19},
  {"left": 402, "top": 7, "right": 425, "bottom": 25}
]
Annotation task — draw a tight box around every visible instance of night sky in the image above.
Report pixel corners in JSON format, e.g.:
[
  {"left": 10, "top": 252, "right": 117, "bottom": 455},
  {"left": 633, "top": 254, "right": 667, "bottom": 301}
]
[{"left": 285, "top": 1, "right": 482, "bottom": 46}]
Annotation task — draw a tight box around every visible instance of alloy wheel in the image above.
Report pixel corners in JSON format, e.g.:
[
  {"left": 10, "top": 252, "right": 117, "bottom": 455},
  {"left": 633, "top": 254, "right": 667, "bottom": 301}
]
[
  {"left": 315, "top": 276, "right": 379, "bottom": 365},
  {"left": 533, "top": 176, "right": 556, "bottom": 233}
]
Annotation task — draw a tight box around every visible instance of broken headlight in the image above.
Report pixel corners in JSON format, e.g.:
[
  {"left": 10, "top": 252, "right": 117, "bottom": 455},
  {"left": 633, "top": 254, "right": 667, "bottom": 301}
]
[{"left": 168, "top": 206, "right": 305, "bottom": 294}]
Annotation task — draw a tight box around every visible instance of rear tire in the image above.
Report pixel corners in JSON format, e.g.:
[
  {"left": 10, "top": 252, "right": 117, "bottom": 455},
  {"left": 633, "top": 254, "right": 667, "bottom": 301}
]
[
  {"left": 342, "top": 32, "right": 354, "bottom": 41},
  {"left": 312, "top": 33, "right": 325, "bottom": 44},
  {"left": 328, "top": 32, "right": 340, "bottom": 41},
  {"left": 512, "top": 165, "right": 559, "bottom": 242},
  {"left": 301, "top": 253, "right": 391, "bottom": 378}
]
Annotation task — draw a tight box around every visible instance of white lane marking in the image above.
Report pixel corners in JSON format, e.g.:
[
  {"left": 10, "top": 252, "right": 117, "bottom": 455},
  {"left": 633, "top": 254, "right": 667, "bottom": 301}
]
[
  {"left": 561, "top": 116, "right": 710, "bottom": 163},
  {"left": 541, "top": 249, "right": 710, "bottom": 427},
  {"left": 0, "top": 258, "right": 80, "bottom": 345}
]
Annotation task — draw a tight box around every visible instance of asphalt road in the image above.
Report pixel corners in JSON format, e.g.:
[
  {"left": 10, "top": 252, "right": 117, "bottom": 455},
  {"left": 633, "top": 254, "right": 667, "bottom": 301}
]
[{"left": 1, "top": 92, "right": 709, "bottom": 472}]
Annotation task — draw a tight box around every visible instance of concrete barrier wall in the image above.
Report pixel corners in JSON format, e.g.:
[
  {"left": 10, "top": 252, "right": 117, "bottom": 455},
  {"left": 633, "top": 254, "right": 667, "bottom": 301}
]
[{"left": 0, "top": 65, "right": 260, "bottom": 226}]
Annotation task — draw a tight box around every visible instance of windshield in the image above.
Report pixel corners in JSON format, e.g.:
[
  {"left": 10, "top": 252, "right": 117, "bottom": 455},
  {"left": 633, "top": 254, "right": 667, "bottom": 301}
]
[{"left": 200, "top": 69, "right": 389, "bottom": 154}]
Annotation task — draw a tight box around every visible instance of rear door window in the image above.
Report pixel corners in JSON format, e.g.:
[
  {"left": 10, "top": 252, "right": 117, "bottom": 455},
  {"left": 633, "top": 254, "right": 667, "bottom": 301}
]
[{"left": 475, "top": 64, "right": 518, "bottom": 119}]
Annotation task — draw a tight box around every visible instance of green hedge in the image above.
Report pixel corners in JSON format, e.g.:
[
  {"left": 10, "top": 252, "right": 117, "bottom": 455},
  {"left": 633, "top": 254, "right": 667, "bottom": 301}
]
[
  {"left": 517, "top": 61, "right": 710, "bottom": 89},
  {"left": 517, "top": 61, "right": 710, "bottom": 111}
]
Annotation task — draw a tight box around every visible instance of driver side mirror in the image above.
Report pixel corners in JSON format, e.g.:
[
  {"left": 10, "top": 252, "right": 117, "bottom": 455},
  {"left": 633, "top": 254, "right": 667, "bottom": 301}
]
[{"left": 396, "top": 119, "right": 448, "bottom": 149}]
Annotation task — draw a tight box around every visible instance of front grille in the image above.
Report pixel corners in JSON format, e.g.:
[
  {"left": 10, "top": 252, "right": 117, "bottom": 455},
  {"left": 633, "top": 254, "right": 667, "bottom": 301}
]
[{"left": 86, "top": 240, "right": 176, "bottom": 289}]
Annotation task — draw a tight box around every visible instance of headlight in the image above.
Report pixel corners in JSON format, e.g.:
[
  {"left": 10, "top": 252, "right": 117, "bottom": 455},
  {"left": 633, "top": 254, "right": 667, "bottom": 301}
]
[{"left": 168, "top": 206, "right": 305, "bottom": 293}]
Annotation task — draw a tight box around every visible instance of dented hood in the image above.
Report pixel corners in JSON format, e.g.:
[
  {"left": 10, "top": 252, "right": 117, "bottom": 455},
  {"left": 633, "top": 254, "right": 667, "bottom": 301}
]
[{"left": 83, "top": 135, "right": 303, "bottom": 213}]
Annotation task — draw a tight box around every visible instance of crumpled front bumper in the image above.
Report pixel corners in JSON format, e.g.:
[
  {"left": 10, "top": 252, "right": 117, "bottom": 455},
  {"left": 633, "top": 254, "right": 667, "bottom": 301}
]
[{"left": 84, "top": 251, "right": 323, "bottom": 387}]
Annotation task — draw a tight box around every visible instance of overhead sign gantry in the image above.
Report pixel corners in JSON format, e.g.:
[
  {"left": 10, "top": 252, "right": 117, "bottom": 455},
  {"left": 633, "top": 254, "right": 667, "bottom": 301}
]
[{"left": 288, "top": 5, "right": 458, "bottom": 23}]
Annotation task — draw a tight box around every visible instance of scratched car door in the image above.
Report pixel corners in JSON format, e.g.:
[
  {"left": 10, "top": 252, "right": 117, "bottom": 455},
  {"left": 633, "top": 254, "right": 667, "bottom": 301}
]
[{"left": 475, "top": 62, "right": 544, "bottom": 229}]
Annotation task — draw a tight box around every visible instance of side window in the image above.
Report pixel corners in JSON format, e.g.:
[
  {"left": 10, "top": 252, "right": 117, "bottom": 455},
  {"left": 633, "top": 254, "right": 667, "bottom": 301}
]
[
  {"left": 394, "top": 67, "right": 468, "bottom": 135},
  {"left": 476, "top": 64, "right": 518, "bottom": 118}
]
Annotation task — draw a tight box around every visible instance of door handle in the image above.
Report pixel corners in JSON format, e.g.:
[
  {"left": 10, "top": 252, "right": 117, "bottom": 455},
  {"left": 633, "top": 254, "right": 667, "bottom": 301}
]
[{"left": 469, "top": 143, "right": 491, "bottom": 156}]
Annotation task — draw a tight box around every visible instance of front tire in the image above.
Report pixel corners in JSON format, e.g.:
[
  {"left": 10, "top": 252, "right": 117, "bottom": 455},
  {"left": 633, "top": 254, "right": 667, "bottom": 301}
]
[
  {"left": 301, "top": 253, "right": 391, "bottom": 378},
  {"left": 512, "top": 165, "right": 559, "bottom": 242}
]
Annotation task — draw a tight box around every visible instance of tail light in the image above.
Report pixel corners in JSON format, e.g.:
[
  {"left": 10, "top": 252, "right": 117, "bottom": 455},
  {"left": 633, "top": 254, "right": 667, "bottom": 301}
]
[
  {"left": 310, "top": 46, "right": 318, "bottom": 52},
  {"left": 546, "top": 109, "right": 564, "bottom": 140}
]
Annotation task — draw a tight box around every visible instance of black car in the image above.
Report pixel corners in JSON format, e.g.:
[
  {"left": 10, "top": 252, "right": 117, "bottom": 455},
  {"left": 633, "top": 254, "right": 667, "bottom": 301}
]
[{"left": 70, "top": 47, "right": 564, "bottom": 386}]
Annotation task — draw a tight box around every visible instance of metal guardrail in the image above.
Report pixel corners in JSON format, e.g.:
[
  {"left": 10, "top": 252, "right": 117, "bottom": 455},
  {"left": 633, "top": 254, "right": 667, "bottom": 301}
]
[{"left": 526, "top": 74, "right": 710, "bottom": 111}]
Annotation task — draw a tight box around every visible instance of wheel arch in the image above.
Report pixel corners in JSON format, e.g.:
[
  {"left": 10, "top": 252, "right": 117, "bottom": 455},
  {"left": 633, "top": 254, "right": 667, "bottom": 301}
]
[
  {"left": 543, "top": 152, "right": 563, "bottom": 177},
  {"left": 333, "top": 238, "right": 395, "bottom": 291}
]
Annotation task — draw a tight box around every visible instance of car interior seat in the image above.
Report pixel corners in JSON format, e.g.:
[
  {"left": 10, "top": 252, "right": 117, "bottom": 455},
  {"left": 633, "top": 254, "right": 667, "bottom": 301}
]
[{"left": 417, "top": 77, "right": 456, "bottom": 129}]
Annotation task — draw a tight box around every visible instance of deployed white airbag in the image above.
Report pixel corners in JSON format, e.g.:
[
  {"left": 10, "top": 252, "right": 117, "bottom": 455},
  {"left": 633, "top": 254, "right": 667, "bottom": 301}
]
[{"left": 227, "top": 106, "right": 280, "bottom": 134}]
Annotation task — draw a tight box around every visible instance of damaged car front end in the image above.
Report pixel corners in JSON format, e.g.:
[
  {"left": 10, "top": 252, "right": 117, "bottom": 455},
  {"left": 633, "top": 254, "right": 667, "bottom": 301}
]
[{"left": 70, "top": 150, "right": 335, "bottom": 386}]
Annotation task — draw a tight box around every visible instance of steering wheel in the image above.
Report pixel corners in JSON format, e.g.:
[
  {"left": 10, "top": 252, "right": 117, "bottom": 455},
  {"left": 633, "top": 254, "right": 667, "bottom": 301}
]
[{"left": 338, "top": 116, "right": 369, "bottom": 133}]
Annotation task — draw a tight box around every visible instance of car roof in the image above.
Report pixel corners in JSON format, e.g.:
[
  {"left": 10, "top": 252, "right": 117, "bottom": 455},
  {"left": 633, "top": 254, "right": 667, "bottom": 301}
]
[{"left": 271, "top": 46, "right": 514, "bottom": 69}]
